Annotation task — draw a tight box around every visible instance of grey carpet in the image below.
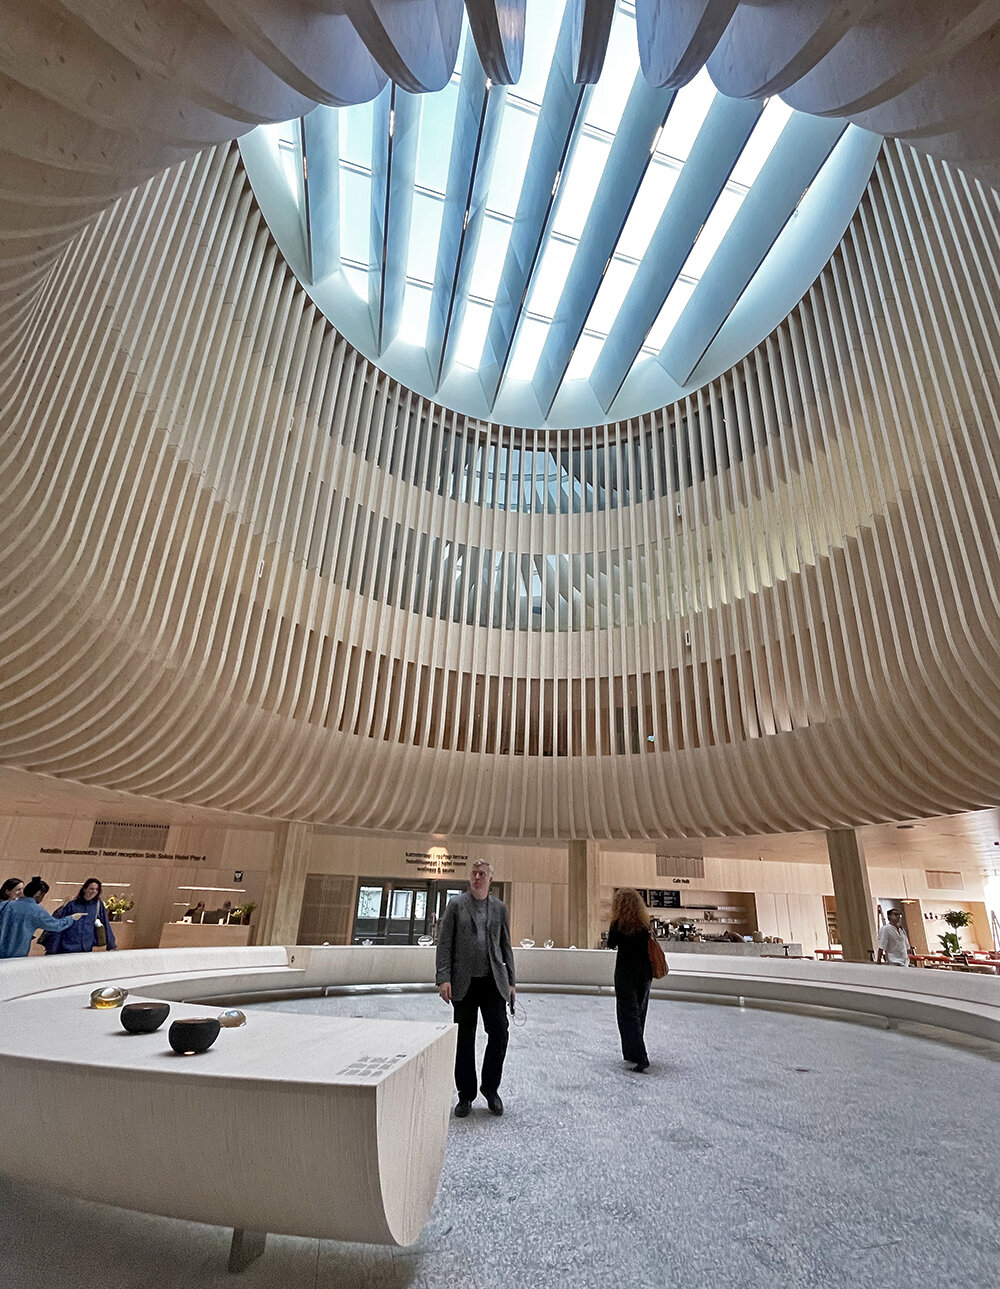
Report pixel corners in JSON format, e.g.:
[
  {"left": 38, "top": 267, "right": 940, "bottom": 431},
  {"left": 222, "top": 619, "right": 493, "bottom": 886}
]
[{"left": 1, "top": 992, "right": 998, "bottom": 1289}]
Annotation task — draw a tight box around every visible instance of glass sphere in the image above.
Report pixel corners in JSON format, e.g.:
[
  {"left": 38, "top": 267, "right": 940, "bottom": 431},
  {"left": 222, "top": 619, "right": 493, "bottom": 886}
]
[
  {"left": 544, "top": 939, "right": 555, "bottom": 949},
  {"left": 218, "top": 1009, "right": 247, "bottom": 1028},
  {"left": 417, "top": 935, "right": 434, "bottom": 947},
  {"left": 519, "top": 938, "right": 535, "bottom": 948},
  {"left": 90, "top": 986, "right": 128, "bottom": 1009}
]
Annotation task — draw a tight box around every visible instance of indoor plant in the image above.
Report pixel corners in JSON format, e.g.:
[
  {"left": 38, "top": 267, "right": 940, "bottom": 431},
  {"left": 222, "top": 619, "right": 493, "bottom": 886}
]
[{"left": 938, "top": 908, "right": 972, "bottom": 955}]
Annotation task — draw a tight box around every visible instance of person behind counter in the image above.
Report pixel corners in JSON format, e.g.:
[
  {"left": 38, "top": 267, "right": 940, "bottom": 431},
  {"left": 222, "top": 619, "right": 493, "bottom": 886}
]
[
  {"left": 183, "top": 901, "right": 206, "bottom": 921},
  {"left": 41, "top": 878, "right": 117, "bottom": 954},
  {"left": 1, "top": 877, "right": 24, "bottom": 901},
  {"left": 607, "top": 888, "right": 654, "bottom": 1074},
  {"left": 0, "top": 877, "right": 85, "bottom": 958}
]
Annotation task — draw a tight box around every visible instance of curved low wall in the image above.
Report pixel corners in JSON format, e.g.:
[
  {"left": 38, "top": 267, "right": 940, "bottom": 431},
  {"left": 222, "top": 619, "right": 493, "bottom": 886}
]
[{"left": 2, "top": 944, "right": 998, "bottom": 1250}]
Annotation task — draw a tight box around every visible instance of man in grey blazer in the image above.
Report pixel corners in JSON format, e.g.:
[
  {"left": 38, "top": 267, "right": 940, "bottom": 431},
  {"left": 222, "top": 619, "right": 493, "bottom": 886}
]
[{"left": 436, "top": 860, "right": 516, "bottom": 1118}]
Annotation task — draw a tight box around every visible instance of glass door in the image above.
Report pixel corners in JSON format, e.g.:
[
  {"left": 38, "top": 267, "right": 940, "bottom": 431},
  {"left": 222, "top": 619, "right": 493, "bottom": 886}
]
[{"left": 352, "top": 880, "right": 433, "bottom": 944}]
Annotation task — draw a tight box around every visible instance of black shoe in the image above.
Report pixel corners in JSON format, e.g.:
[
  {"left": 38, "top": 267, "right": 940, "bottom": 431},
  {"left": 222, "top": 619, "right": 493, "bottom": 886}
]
[
  {"left": 454, "top": 1100, "right": 472, "bottom": 1118},
  {"left": 632, "top": 1060, "right": 649, "bottom": 1073},
  {"left": 484, "top": 1093, "right": 504, "bottom": 1116}
]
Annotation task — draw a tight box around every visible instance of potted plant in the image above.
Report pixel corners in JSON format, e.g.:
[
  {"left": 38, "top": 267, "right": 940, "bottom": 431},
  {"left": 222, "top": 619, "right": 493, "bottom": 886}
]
[
  {"left": 232, "top": 902, "right": 256, "bottom": 926},
  {"left": 939, "top": 908, "right": 972, "bottom": 955},
  {"left": 104, "top": 894, "right": 134, "bottom": 923}
]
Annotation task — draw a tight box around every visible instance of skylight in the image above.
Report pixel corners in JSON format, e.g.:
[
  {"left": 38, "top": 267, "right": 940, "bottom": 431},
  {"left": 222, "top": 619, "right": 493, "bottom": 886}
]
[{"left": 243, "top": 0, "right": 879, "bottom": 428}]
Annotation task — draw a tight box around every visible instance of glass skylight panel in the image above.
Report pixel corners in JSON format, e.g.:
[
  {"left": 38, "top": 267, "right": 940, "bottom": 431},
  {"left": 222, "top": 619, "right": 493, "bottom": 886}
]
[
  {"left": 454, "top": 299, "right": 491, "bottom": 369},
  {"left": 399, "top": 282, "right": 433, "bottom": 347},
  {"left": 682, "top": 186, "right": 744, "bottom": 279},
  {"left": 646, "top": 277, "right": 696, "bottom": 351},
  {"left": 585, "top": 255, "right": 640, "bottom": 339},
  {"left": 616, "top": 158, "right": 681, "bottom": 260},
  {"left": 516, "top": 2, "right": 565, "bottom": 106},
  {"left": 407, "top": 191, "right": 445, "bottom": 280},
  {"left": 485, "top": 103, "right": 537, "bottom": 219},
  {"left": 340, "top": 99, "right": 375, "bottom": 170},
  {"left": 565, "top": 331, "right": 604, "bottom": 381},
  {"left": 263, "top": 0, "right": 860, "bottom": 421},
  {"left": 414, "top": 81, "right": 460, "bottom": 193},
  {"left": 342, "top": 265, "right": 368, "bottom": 301},
  {"left": 550, "top": 131, "right": 613, "bottom": 241},
  {"left": 655, "top": 70, "right": 715, "bottom": 165},
  {"left": 730, "top": 98, "right": 794, "bottom": 189},
  {"left": 468, "top": 213, "right": 512, "bottom": 301},
  {"left": 583, "top": 11, "right": 639, "bottom": 135},
  {"left": 526, "top": 236, "right": 576, "bottom": 320},
  {"left": 339, "top": 168, "right": 372, "bottom": 265},
  {"left": 508, "top": 315, "right": 549, "bottom": 381}
]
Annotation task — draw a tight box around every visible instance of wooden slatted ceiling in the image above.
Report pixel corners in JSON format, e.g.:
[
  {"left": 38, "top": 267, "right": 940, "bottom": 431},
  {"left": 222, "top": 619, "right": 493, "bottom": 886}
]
[{"left": 1, "top": 139, "right": 1000, "bottom": 839}]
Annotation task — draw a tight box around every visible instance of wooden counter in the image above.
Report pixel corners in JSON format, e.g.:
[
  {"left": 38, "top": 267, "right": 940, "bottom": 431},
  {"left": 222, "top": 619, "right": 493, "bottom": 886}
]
[{"left": 158, "top": 921, "right": 251, "bottom": 949}]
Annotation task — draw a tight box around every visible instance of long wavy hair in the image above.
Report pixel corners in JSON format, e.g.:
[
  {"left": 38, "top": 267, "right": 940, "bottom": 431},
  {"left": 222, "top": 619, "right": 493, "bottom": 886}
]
[
  {"left": 611, "top": 888, "right": 650, "bottom": 935},
  {"left": 75, "top": 877, "right": 102, "bottom": 903}
]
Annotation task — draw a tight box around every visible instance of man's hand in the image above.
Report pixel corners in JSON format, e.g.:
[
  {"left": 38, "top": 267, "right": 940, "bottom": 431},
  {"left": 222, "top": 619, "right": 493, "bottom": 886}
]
[{"left": 438, "top": 982, "right": 452, "bottom": 1004}]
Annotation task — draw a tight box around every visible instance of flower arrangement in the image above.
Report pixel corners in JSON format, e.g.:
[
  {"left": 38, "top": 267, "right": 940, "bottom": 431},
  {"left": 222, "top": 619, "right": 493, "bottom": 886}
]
[
  {"left": 232, "top": 902, "right": 256, "bottom": 925},
  {"left": 104, "top": 894, "right": 134, "bottom": 922}
]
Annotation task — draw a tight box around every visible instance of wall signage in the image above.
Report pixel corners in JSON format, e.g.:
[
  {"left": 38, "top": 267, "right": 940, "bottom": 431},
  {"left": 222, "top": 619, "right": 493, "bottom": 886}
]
[
  {"left": 39, "top": 847, "right": 207, "bottom": 861},
  {"left": 404, "top": 850, "right": 469, "bottom": 875}
]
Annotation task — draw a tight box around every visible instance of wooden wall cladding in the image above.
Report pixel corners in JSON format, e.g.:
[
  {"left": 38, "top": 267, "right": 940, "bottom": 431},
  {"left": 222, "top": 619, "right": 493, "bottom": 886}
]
[{"left": 2, "top": 139, "right": 1000, "bottom": 839}]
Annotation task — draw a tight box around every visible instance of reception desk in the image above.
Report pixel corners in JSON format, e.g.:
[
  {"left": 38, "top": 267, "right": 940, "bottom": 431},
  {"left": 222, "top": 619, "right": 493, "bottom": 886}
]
[{"left": 158, "top": 921, "right": 251, "bottom": 949}]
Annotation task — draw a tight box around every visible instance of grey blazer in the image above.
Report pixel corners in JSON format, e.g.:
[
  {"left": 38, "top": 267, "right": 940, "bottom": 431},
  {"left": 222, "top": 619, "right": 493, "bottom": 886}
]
[{"left": 435, "top": 891, "right": 515, "bottom": 1003}]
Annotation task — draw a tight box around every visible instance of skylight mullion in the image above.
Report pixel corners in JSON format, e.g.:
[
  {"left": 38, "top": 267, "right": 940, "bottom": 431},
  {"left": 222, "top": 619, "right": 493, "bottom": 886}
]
[
  {"left": 532, "top": 73, "right": 675, "bottom": 414},
  {"left": 479, "top": 3, "right": 593, "bottom": 408},
  {"left": 368, "top": 84, "right": 420, "bottom": 354},
  {"left": 660, "top": 112, "right": 847, "bottom": 386},
  {"left": 427, "top": 35, "right": 507, "bottom": 389},
  {"left": 302, "top": 108, "right": 340, "bottom": 285},
  {"left": 589, "top": 92, "right": 763, "bottom": 413}
]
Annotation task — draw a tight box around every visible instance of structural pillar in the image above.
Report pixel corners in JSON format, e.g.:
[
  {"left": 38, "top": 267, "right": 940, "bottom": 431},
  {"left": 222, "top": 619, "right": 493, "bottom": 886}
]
[
  {"left": 825, "top": 828, "right": 877, "bottom": 963},
  {"left": 567, "top": 840, "right": 601, "bottom": 950},
  {"left": 256, "top": 822, "right": 312, "bottom": 946}
]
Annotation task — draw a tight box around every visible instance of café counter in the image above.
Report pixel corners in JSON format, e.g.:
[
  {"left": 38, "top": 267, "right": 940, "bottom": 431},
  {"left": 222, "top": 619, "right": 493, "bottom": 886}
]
[{"left": 157, "top": 921, "right": 251, "bottom": 949}]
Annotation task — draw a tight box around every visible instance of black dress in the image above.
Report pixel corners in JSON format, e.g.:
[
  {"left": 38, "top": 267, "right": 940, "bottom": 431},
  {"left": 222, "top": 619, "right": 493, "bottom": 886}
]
[{"left": 607, "top": 921, "right": 653, "bottom": 1067}]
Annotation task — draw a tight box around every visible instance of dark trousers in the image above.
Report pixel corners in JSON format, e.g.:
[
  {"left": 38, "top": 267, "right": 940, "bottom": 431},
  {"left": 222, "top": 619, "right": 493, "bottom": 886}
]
[
  {"left": 615, "top": 973, "right": 650, "bottom": 1064},
  {"left": 452, "top": 974, "right": 509, "bottom": 1100}
]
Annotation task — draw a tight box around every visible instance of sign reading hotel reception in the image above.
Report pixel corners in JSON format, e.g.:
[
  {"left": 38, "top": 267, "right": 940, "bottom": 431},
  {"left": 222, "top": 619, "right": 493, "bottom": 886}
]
[
  {"left": 40, "top": 847, "right": 208, "bottom": 861},
  {"left": 405, "top": 850, "right": 468, "bottom": 876}
]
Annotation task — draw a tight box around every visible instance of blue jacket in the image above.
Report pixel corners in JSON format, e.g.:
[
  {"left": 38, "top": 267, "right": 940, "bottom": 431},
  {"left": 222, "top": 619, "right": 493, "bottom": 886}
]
[
  {"left": 43, "top": 897, "right": 117, "bottom": 953},
  {"left": 0, "top": 899, "right": 77, "bottom": 959}
]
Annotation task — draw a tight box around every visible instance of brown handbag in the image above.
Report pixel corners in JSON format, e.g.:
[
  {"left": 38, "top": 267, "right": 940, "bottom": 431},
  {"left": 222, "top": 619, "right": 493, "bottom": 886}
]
[{"left": 648, "top": 935, "right": 668, "bottom": 979}]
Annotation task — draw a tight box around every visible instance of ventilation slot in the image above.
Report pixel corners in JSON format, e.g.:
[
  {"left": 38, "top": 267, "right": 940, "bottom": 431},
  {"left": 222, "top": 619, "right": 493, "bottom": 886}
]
[
  {"left": 656, "top": 855, "right": 705, "bottom": 880},
  {"left": 925, "top": 869, "right": 964, "bottom": 891},
  {"left": 89, "top": 821, "right": 170, "bottom": 851}
]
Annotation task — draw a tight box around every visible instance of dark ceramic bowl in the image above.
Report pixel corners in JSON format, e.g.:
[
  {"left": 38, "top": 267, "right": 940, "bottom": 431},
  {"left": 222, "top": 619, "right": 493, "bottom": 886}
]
[
  {"left": 120, "top": 1001, "right": 170, "bottom": 1034},
  {"left": 168, "top": 1016, "right": 221, "bottom": 1054}
]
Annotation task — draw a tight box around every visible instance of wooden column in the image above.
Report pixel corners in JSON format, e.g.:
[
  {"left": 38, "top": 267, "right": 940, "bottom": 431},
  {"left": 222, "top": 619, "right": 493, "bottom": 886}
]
[
  {"left": 825, "top": 828, "right": 877, "bottom": 963},
  {"left": 257, "top": 822, "right": 312, "bottom": 945},
  {"left": 567, "top": 840, "right": 601, "bottom": 949}
]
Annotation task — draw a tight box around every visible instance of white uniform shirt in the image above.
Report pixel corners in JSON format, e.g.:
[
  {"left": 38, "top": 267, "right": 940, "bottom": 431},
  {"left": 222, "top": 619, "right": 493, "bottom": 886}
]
[{"left": 878, "top": 922, "right": 910, "bottom": 966}]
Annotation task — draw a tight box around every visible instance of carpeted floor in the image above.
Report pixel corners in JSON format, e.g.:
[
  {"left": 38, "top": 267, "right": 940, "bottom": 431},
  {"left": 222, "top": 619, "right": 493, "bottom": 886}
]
[{"left": 2, "top": 992, "right": 998, "bottom": 1289}]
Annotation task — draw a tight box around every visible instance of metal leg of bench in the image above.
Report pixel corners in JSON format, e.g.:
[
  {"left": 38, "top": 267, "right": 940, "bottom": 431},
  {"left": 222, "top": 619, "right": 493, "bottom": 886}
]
[{"left": 228, "top": 1228, "right": 267, "bottom": 1273}]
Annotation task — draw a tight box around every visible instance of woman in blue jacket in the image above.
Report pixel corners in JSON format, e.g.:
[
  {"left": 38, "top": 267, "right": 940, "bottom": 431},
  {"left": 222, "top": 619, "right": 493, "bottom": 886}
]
[
  {"left": 0, "top": 877, "right": 84, "bottom": 958},
  {"left": 43, "top": 878, "right": 117, "bottom": 953}
]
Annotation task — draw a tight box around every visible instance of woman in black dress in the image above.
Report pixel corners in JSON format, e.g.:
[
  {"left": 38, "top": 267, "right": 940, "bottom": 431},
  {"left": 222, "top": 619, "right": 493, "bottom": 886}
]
[{"left": 607, "top": 888, "right": 653, "bottom": 1072}]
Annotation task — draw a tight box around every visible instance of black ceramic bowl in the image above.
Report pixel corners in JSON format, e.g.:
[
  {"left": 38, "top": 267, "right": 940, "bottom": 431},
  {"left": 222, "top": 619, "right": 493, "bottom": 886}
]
[
  {"left": 168, "top": 1016, "right": 221, "bottom": 1054},
  {"left": 120, "top": 1001, "right": 170, "bottom": 1034}
]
